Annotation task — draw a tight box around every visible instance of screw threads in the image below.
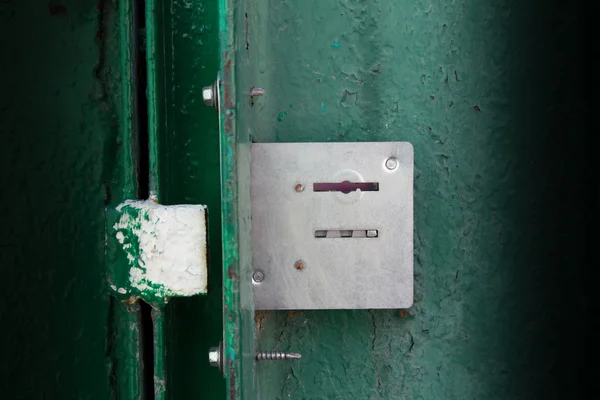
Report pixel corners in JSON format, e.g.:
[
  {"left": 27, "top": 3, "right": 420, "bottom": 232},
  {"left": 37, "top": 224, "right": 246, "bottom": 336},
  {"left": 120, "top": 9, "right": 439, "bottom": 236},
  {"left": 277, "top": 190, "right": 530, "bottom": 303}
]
[{"left": 255, "top": 352, "right": 301, "bottom": 361}]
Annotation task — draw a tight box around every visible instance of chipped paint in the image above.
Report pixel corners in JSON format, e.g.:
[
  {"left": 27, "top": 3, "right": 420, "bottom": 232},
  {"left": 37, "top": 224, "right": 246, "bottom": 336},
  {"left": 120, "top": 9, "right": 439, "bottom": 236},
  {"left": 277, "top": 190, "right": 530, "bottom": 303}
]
[{"left": 111, "top": 200, "right": 208, "bottom": 298}]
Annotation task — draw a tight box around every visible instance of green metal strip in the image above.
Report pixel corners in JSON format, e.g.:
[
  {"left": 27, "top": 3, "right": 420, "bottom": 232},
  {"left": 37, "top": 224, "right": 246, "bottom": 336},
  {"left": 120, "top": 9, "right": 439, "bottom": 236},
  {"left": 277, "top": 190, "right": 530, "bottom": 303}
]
[
  {"left": 146, "top": 0, "right": 162, "bottom": 198},
  {"left": 117, "top": 0, "right": 138, "bottom": 200},
  {"left": 152, "top": 306, "right": 168, "bottom": 400},
  {"left": 219, "top": 0, "right": 240, "bottom": 397},
  {"left": 144, "top": 0, "right": 226, "bottom": 397},
  {"left": 218, "top": 1, "right": 257, "bottom": 398},
  {"left": 218, "top": 0, "right": 241, "bottom": 397},
  {"left": 108, "top": 299, "right": 144, "bottom": 399},
  {"left": 105, "top": 0, "right": 144, "bottom": 398}
]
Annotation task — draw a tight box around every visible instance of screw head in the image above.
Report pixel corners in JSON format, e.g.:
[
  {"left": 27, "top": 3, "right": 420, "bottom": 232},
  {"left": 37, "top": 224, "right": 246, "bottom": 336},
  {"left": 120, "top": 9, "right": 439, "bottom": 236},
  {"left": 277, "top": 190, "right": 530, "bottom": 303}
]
[
  {"left": 385, "top": 157, "right": 398, "bottom": 170},
  {"left": 295, "top": 183, "right": 304, "bottom": 192},
  {"left": 253, "top": 270, "right": 265, "bottom": 283},
  {"left": 294, "top": 260, "right": 305, "bottom": 270},
  {"left": 250, "top": 86, "right": 266, "bottom": 97},
  {"left": 202, "top": 85, "right": 215, "bottom": 107}
]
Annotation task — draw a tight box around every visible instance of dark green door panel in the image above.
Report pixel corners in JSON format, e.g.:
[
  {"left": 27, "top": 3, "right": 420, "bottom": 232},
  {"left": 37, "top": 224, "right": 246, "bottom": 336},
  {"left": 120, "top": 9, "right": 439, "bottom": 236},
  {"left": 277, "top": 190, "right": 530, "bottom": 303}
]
[
  {"left": 0, "top": 1, "right": 117, "bottom": 397},
  {"left": 221, "top": 0, "right": 592, "bottom": 398}
]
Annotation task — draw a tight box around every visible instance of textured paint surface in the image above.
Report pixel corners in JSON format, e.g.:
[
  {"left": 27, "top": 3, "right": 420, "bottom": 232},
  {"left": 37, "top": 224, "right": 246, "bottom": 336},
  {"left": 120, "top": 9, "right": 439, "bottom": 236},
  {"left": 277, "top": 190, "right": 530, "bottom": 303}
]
[
  {"left": 231, "top": 0, "right": 590, "bottom": 399},
  {"left": 147, "top": 0, "right": 227, "bottom": 398},
  {"left": 0, "top": 0, "right": 118, "bottom": 397}
]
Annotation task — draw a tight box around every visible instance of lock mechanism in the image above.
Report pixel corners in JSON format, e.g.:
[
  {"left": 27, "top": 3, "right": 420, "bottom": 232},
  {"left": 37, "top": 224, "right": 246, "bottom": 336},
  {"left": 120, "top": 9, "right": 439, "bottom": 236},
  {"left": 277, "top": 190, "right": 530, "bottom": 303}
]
[{"left": 250, "top": 142, "right": 414, "bottom": 310}]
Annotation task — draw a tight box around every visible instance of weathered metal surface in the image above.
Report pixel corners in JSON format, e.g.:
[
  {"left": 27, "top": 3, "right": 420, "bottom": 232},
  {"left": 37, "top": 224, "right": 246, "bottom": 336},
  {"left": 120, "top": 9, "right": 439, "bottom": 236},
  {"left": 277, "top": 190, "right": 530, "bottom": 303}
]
[{"left": 229, "top": 0, "right": 590, "bottom": 398}]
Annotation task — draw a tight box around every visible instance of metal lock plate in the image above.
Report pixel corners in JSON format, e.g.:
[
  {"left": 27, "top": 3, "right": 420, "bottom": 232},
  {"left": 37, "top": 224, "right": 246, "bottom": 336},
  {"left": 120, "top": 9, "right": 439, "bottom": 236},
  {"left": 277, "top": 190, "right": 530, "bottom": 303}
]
[{"left": 250, "top": 142, "right": 413, "bottom": 310}]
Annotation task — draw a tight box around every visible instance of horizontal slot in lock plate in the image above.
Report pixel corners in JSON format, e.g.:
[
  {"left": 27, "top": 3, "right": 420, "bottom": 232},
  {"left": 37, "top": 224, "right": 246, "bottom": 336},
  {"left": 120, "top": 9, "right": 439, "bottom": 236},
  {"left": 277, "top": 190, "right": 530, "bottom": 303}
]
[{"left": 250, "top": 142, "right": 413, "bottom": 310}]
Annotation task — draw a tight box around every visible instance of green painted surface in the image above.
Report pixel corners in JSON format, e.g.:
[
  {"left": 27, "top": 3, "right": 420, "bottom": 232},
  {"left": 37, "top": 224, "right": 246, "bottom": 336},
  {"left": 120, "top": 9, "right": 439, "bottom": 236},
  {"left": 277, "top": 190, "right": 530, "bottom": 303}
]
[
  {"left": 147, "top": 0, "right": 226, "bottom": 398},
  {"left": 0, "top": 0, "right": 126, "bottom": 397},
  {"left": 225, "top": 0, "right": 590, "bottom": 398},
  {"left": 219, "top": 0, "right": 259, "bottom": 398},
  {"left": 109, "top": 299, "right": 145, "bottom": 399}
]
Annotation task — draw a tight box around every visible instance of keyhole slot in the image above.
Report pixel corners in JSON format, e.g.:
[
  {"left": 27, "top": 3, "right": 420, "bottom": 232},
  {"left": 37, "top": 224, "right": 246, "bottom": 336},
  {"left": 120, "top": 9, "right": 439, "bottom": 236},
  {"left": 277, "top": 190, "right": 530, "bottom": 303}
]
[{"left": 312, "top": 181, "right": 379, "bottom": 194}]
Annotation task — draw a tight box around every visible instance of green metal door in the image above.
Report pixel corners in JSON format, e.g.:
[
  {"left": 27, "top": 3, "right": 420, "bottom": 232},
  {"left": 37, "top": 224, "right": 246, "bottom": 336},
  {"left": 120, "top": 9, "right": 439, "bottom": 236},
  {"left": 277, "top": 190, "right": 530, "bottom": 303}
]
[{"left": 1, "top": 0, "right": 592, "bottom": 399}]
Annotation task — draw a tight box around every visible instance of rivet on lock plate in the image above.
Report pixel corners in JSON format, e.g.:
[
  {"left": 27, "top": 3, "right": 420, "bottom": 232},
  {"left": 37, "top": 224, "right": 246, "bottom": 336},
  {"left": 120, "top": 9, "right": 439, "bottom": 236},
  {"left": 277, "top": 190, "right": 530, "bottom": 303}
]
[{"left": 251, "top": 142, "right": 413, "bottom": 310}]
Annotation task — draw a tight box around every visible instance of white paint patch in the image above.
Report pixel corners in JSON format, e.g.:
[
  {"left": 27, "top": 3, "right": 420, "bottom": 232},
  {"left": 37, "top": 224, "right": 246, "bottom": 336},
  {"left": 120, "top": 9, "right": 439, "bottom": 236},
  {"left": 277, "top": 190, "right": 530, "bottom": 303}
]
[{"left": 113, "top": 200, "right": 208, "bottom": 297}]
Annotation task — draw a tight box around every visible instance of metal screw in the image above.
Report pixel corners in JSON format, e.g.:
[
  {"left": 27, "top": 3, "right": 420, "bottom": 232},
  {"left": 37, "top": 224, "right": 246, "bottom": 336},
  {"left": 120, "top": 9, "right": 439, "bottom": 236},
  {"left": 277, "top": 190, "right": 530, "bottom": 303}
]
[
  {"left": 208, "top": 342, "right": 223, "bottom": 375},
  {"left": 256, "top": 352, "right": 301, "bottom": 361},
  {"left": 295, "top": 183, "right": 304, "bottom": 192},
  {"left": 385, "top": 157, "right": 398, "bottom": 170},
  {"left": 253, "top": 270, "right": 265, "bottom": 283},
  {"left": 294, "top": 260, "right": 305, "bottom": 270},
  {"left": 250, "top": 86, "right": 266, "bottom": 97}
]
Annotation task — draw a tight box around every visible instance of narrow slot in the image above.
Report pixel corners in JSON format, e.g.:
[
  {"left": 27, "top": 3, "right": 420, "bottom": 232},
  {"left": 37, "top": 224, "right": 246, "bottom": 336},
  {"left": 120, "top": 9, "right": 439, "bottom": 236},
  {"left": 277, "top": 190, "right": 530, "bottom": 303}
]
[
  {"left": 133, "top": 0, "right": 152, "bottom": 398},
  {"left": 139, "top": 301, "right": 155, "bottom": 400},
  {"left": 133, "top": 0, "right": 149, "bottom": 200},
  {"left": 315, "top": 230, "right": 327, "bottom": 238},
  {"left": 313, "top": 181, "right": 379, "bottom": 194},
  {"left": 314, "top": 230, "right": 379, "bottom": 238}
]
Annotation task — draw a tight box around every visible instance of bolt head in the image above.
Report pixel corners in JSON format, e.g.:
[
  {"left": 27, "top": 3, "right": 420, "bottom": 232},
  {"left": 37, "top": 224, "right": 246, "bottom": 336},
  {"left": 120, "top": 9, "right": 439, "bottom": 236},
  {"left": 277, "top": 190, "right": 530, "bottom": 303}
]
[
  {"left": 295, "top": 183, "right": 304, "bottom": 192},
  {"left": 202, "top": 86, "right": 215, "bottom": 107},
  {"left": 294, "top": 260, "right": 305, "bottom": 270},
  {"left": 385, "top": 157, "right": 398, "bottom": 170},
  {"left": 253, "top": 270, "right": 265, "bottom": 283},
  {"left": 208, "top": 346, "right": 220, "bottom": 368}
]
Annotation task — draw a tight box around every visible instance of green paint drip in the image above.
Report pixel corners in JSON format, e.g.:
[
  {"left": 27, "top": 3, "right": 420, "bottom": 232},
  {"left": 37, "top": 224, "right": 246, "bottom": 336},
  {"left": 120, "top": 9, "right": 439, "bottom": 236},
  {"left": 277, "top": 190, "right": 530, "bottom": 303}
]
[{"left": 332, "top": 41, "right": 340, "bottom": 48}]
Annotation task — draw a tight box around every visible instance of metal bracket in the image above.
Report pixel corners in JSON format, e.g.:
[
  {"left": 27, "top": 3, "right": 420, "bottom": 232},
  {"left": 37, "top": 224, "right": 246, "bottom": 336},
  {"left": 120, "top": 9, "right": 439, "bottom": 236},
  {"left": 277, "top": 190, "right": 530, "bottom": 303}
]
[{"left": 250, "top": 142, "right": 414, "bottom": 310}]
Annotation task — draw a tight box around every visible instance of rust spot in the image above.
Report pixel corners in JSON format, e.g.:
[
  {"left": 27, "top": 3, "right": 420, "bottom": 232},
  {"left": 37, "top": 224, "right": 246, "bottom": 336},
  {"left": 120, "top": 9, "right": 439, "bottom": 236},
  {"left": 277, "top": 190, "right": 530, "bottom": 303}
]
[
  {"left": 255, "top": 311, "right": 268, "bottom": 332},
  {"left": 430, "top": 95, "right": 435, "bottom": 100},
  {"left": 473, "top": 105, "right": 481, "bottom": 112},
  {"left": 399, "top": 311, "right": 411, "bottom": 318},
  {"left": 287, "top": 310, "right": 299, "bottom": 320},
  {"left": 123, "top": 296, "right": 139, "bottom": 305},
  {"left": 227, "top": 264, "right": 238, "bottom": 281},
  {"left": 49, "top": 4, "right": 68, "bottom": 16},
  {"left": 229, "top": 364, "right": 237, "bottom": 399},
  {"left": 294, "top": 260, "right": 305, "bottom": 270}
]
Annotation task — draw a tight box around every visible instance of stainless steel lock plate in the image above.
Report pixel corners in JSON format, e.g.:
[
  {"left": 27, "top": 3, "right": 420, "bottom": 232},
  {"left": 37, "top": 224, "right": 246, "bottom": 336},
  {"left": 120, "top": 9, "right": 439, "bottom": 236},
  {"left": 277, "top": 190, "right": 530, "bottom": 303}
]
[{"left": 250, "top": 142, "right": 413, "bottom": 310}]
